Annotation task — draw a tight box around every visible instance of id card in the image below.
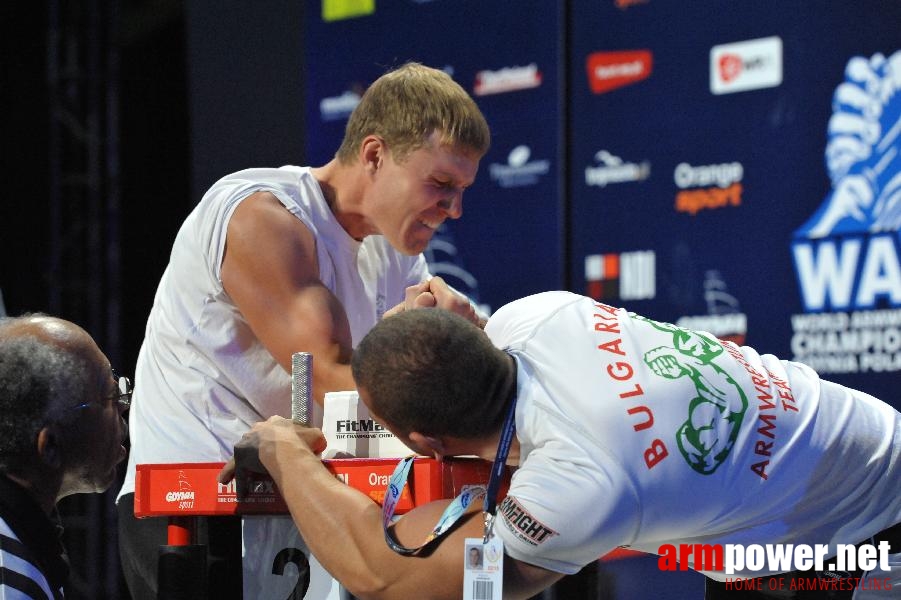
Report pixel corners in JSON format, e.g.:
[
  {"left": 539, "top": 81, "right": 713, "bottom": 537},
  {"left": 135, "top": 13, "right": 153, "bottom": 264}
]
[{"left": 463, "top": 536, "right": 503, "bottom": 600}]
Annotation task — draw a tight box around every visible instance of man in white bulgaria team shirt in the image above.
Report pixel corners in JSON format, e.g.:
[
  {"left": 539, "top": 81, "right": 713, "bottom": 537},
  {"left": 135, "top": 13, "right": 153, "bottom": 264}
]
[{"left": 223, "top": 291, "right": 901, "bottom": 600}]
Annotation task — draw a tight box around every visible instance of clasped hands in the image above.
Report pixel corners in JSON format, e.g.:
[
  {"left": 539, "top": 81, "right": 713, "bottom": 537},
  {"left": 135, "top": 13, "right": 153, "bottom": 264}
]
[
  {"left": 218, "top": 277, "right": 480, "bottom": 490},
  {"left": 384, "top": 276, "right": 481, "bottom": 326}
]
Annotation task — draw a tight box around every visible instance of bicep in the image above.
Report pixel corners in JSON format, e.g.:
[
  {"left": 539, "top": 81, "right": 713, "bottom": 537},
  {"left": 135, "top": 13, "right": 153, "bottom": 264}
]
[
  {"left": 221, "top": 192, "right": 356, "bottom": 397},
  {"left": 386, "top": 500, "right": 479, "bottom": 597},
  {"left": 390, "top": 500, "right": 562, "bottom": 600},
  {"left": 504, "top": 555, "right": 565, "bottom": 598}
]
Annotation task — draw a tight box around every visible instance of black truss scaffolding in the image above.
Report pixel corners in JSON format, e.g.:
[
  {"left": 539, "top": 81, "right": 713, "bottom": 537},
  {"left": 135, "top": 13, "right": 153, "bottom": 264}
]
[{"left": 47, "top": 0, "right": 123, "bottom": 598}]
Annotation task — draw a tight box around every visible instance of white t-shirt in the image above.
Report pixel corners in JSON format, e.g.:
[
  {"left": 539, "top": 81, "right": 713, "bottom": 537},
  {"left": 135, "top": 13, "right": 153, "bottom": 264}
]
[
  {"left": 485, "top": 291, "right": 901, "bottom": 579},
  {"left": 118, "top": 166, "right": 429, "bottom": 499}
]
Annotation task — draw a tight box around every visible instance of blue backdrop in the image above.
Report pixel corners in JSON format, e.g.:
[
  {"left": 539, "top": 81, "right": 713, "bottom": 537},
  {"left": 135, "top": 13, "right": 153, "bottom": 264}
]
[
  {"left": 568, "top": 0, "right": 901, "bottom": 405},
  {"left": 303, "top": 0, "right": 564, "bottom": 315},
  {"left": 303, "top": 2, "right": 901, "bottom": 597}
]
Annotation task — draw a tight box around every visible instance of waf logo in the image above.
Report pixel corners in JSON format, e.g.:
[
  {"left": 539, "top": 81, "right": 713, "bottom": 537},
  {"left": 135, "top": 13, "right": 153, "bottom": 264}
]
[
  {"left": 791, "top": 51, "right": 901, "bottom": 375},
  {"left": 586, "top": 50, "right": 652, "bottom": 95}
]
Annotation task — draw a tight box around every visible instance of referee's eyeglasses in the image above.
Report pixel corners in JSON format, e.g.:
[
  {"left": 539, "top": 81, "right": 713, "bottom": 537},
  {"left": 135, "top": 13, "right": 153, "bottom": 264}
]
[{"left": 71, "top": 371, "right": 133, "bottom": 410}]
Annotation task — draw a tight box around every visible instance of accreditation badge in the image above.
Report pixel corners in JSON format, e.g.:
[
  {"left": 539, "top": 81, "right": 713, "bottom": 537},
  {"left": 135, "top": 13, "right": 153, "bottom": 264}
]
[{"left": 463, "top": 536, "right": 504, "bottom": 600}]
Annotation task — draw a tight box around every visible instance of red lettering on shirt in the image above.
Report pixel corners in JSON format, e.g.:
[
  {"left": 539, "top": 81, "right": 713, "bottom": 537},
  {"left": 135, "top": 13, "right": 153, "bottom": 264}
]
[
  {"left": 592, "top": 304, "right": 666, "bottom": 469},
  {"left": 598, "top": 338, "right": 626, "bottom": 356},
  {"left": 768, "top": 369, "right": 798, "bottom": 413}
]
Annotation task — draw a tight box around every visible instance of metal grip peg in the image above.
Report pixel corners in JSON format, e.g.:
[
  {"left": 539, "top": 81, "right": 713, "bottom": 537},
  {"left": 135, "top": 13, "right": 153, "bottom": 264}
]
[{"left": 291, "top": 352, "right": 312, "bottom": 426}]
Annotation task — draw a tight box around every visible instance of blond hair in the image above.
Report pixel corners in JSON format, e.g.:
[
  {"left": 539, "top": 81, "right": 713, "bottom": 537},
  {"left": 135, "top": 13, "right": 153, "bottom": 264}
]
[{"left": 336, "top": 62, "right": 490, "bottom": 164}]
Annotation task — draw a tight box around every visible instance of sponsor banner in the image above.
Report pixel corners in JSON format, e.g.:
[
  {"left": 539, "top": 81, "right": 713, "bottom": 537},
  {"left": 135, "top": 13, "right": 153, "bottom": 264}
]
[
  {"left": 676, "top": 270, "right": 748, "bottom": 345},
  {"left": 584, "top": 150, "right": 651, "bottom": 188},
  {"left": 321, "top": 390, "right": 412, "bottom": 458},
  {"left": 585, "top": 50, "right": 653, "bottom": 94},
  {"left": 614, "top": 0, "right": 649, "bottom": 9},
  {"left": 585, "top": 251, "right": 656, "bottom": 301},
  {"left": 321, "top": 0, "right": 374, "bottom": 22},
  {"left": 571, "top": 2, "right": 900, "bottom": 400},
  {"left": 674, "top": 161, "right": 744, "bottom": 216},
  {"left": 489, "top": 145, "right": 551, "bottom": 188},
  {"left": 710, "top": 36, "right": 783, "bottom": 95},
  {"left": 133, "top": 458, "right": 498, "bottom": 517},
  {"left": 318, "top": 89, "right": 361, "bottom": 121},
  {"left": 473, "top": 64, "right": 543, "bottom": 96},
  {"left": 423, "top": 223, "right": 489, "bottom": 314}
]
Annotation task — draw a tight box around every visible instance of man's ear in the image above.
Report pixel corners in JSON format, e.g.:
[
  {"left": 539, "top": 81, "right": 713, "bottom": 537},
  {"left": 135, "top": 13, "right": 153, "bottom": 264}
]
[
  {"left": 36, "top": 427, "right": 62, "bottom": 469},
  {"left": 360, "top": 135, "right": 385, "bottom": 173},
  {"left": 408, "top": 431, "right": 444, "bottom": 459}
]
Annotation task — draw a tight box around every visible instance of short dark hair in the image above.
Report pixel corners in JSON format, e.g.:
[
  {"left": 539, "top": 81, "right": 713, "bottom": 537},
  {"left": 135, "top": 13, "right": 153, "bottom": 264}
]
[
  {"left": 352, "top": 309, "right": 510, "bottom": 439},
  {"left": 0, "top": 319, "right": 91, "bottom": 472}
]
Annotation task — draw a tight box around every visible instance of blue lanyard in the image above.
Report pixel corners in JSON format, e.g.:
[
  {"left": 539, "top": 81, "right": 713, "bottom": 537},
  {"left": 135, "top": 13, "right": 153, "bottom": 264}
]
[
  {"left": 381, "top": 456, "right": 486, "bottom": 555},
  {"left": 482, "top": 396, "right": 517, "bottom": 542},
  {"left": 380, "top": 396, "right": 518, "bottom": 554}
]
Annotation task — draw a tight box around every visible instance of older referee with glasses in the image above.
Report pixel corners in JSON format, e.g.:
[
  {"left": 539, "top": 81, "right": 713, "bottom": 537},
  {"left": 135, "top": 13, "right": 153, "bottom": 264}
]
[{"left": 0, "top": 314, "right": 130, "bottom": 599}]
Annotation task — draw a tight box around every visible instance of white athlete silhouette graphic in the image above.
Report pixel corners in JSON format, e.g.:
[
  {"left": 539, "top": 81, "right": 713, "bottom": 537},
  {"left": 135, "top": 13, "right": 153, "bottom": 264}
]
[{"left": 797, "top": 50, "right": 901, "bottom": 238}]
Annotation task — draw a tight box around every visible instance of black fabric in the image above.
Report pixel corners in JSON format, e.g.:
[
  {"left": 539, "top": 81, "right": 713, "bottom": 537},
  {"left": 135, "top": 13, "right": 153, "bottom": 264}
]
[
  {"left": 704, "top": 521, "right": 901, "bottom": 600},
  {"left": 0, "top": 474, "right": 68, "bottom": 597},
  {"left": 874, "top": 520, "right": 901, "bottom": 553},
  {"left": 117, "top": 493, "right": 242, "bottom": 600}
]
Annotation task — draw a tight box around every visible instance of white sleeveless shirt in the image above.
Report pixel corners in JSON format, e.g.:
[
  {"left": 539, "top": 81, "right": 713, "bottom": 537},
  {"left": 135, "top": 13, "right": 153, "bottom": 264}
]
[{"left": 118, "top": 166, "right": 429, "bottom": 499}]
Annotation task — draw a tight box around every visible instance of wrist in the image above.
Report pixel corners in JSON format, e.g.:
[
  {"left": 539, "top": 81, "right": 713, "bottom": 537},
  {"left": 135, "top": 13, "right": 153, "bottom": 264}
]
[{"left": 261, "top": 435, "right": 316, "bottom": 474}]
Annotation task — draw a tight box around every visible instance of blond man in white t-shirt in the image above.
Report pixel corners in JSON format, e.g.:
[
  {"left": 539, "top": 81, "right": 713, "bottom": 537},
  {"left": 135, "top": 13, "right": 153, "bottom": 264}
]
[{"left": 117, "top": 62, "right": 490, "bottom": 600}]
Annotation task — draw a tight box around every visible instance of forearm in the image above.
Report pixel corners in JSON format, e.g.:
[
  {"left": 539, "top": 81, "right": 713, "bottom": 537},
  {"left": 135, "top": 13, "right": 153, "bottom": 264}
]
[
  {"left": 310, "top": 355, "right": 358, "bottom": 405},
  {"left": 263, "top": 445, "right": 406, "bottom": 597},
  {"left": 236, "top": 428, "right": 560, "bottom": 599},
  {"left": 247, "top": 289, "right": 359, "bottom": 404}
]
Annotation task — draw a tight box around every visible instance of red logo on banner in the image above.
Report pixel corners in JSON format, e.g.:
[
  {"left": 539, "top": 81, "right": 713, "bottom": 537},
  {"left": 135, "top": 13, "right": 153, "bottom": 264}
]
[
  {"left": 718, "top": 54, "right": 743, "bottom": 82},
  {"left": 586, "top": 50, "right": 653, "bottom": 94},
  {"left": 615, "top": 0, "right": 649, "bottom": 9}
]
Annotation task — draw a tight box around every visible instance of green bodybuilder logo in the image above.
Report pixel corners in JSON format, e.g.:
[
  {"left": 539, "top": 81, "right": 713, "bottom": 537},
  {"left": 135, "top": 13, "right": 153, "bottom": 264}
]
[{"left": 634, "top": 316, "right": 748, "bottom": 475}]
